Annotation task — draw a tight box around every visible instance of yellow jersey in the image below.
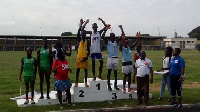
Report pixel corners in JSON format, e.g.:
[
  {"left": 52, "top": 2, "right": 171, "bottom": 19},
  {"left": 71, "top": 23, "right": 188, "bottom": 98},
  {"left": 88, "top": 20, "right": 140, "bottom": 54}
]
[{"left": 77, "top": 40, "right": 88, "bottom": 59}]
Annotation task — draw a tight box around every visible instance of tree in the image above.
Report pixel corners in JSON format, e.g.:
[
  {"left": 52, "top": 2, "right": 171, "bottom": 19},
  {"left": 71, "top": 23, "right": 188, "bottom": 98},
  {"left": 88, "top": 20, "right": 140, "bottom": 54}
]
[
  {"left": 188, "top": 26, "right": 200, "bottom": 40},
  {"left": 141, "top": 34, "right": 150, "bottom": 36},
  {"left": 61, "top": 32, "right": 73, "bottom": 36}
]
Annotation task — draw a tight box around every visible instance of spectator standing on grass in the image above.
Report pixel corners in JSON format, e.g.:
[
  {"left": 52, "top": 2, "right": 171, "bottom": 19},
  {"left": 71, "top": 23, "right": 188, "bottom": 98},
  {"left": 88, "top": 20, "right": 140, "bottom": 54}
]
[
  {"left": 19, "top": 47, "right": 37, "bottom": 104},
  {"left": 158, "top": 46, "right": 173, "bottom": 101},
  {"left": 169, "top": 48, "right": 185, "bottom": 108},
  {"left": 74, "top": 18, "right": 90, "bottom": 87},
  {"left": 119, "top": 30, "right": 140, "bottom": 93},
  {"left": 82, "top": 17, "right": 108, "bottom": 81},
  {"left": 37, "top": 38, "right": 53, "bottom": 99},
  {"left": 133, "top": 50, "right": 153, "bottom": 106},
  {"left": 52, "top": 49, "right": 74, "bottom": 109}
]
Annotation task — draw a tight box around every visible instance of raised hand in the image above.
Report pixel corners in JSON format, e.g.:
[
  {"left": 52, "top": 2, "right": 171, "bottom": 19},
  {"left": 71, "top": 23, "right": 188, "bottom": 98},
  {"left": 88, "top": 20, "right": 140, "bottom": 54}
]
[
  {"left": 85, "top": 19, "right": 89, "bottom": 24},
  {"left": 106, "top": 24, "right": 111, "bottom": 30},
  {"left": 79, "top": 18, "right": 85, "bottom": 26},
  {"left": 136, "top": 32, "right": 141, "bottom": 38},
  {"left": 119, "top": 25, "right": 123, "bottom": 29},
  {"left": 98, "top": 17, "right": 102, "bottom": 21}
]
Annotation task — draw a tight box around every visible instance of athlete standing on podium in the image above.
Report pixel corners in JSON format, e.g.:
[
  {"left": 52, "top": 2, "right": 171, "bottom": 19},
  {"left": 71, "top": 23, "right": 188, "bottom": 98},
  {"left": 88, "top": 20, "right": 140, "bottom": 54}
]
[
  {"left": 37, "top": 38, "right": 53, "bottom": 99},
  {"left": 82, "top": 17, "right": 108, "bottom": 81},
  {"left": 119, "top": 29, "right": 140, "bottom": 93},
  {"left": 102, "top": 25, "right": 125, "bottom": 91},
  {"left": 74, "top": 18, "right": 90, "bottom": 87}
]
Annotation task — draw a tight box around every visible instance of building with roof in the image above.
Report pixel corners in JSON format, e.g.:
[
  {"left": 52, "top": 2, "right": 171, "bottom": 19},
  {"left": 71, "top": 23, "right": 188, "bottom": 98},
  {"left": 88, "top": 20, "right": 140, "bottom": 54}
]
[
  {"left": 164, "top": 38, "right": 197, "bottom": 49},
  {"left": 0, "top": 35, "right": 166, "bottom": 51}
]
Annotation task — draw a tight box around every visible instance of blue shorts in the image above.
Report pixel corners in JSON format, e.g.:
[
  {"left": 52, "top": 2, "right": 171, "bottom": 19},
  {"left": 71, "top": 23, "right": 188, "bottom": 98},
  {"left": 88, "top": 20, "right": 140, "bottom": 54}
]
[
  {"left": 54, "top": 79, "right": 72, "bottom": 91},
  {"left": 91, "top": 53, "right": 103, "bottom": 60}
]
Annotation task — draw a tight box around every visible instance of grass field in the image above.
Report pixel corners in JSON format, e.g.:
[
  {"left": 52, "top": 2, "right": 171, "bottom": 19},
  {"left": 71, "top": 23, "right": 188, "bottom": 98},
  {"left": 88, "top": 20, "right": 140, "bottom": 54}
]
[{"left": 0, "top": 50, "right": 200, "bottom": 112}]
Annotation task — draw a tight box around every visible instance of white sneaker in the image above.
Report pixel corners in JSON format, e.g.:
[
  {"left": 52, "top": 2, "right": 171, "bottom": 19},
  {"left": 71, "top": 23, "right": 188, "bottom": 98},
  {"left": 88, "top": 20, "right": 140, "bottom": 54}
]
[
  {"left": 24, "top": 100, "right": 29, "bottom": 104},
  {"left": 30, "top": 100, "right": 35, "bottom": 104}
]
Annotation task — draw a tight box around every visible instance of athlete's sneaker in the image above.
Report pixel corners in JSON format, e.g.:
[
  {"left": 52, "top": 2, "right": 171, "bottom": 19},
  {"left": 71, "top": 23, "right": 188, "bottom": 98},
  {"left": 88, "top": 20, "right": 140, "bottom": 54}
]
[
  {"left": 122, "top": 88, "right": 126, "bottom": 93},
  {"left": 24, "top": 100, "right": 29, "bottom": 104},
  {"left": 177, "top": 103, "right": 182, "bottom": 108},
  {"left": 170, "top": 102, "right": 178, "bottom": 107},
  {"left": 60, "top": 106, "right": 63, "bottom": 109},
  {"left": 30, "top": 100, "right": 35, "bottom": 104},
  {"left": 158, "top": 97, "right": 163, "bottom": 100},
  {"left": 68, "top": 103, "right": 76, "bottom": 106},
  {"left": 128, "top": 88, "right": 134, "bottom": 92}
]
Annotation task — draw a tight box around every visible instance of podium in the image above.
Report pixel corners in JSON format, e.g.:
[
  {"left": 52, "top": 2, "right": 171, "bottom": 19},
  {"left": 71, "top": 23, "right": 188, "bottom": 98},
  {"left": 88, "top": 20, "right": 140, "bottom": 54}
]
[{"left": 16, "top": 78, "right": 152, "bottom": 107}]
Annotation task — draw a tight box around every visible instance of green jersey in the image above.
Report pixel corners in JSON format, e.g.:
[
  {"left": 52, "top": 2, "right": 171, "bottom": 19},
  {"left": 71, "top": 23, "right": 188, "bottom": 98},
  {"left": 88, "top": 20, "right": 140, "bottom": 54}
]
[
  {"left": 23, "top": 57, "right": 35, "bottom": 77},
  {"left": 40, "top": 47, "right": 50, "bottom": 72}
]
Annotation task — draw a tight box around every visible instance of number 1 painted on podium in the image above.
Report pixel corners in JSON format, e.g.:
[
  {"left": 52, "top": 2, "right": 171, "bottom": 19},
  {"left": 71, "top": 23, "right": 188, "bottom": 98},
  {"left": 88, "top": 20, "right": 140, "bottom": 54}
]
[{"left": 96, "top": 83, "right": 100, "bottom": 90}]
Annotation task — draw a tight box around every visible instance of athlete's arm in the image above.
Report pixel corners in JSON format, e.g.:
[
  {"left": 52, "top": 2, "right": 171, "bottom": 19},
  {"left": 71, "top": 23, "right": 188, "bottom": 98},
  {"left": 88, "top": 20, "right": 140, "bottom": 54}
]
[
  {"left": 119, "top": 34, "right": 126, "bottom": 52},
  {"left": 19, "top": 58, "right": 24, "bottom": 81},
  {"left": 130, "top": 32, "right": 140, "bottom": 47},
  {"left": 82, "top": 19, "right": 92, "bottom": 34},
  {"left": 65, "top": 45, "right": 72, "bottom": 57},
  {"left": 37, "top": 48, "right": 40, "bottom": 72},
  {"left": 99, "top": 17, "right": 108, "bottom": 34},
  {"left": 34, "top": 58, "right": 37, "bottom": 80},
  {"left": 77, "top": 19, "right": 84, "bottom": 42},
  {"left": 49, "top": 47, "right": 53, "bottom": 73}
]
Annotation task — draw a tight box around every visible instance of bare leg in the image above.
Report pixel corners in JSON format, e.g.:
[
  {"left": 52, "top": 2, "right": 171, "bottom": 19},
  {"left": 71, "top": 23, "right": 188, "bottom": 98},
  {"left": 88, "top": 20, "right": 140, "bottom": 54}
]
[
  {"left": 39, "top": 73, "right": 44, "bottom": 99},
  {"left": 114, "top": 70, "right": 119, "bottom": 90},
  {"left": 57, "top": 90, "right": 62, "bottom": 106},
  {"left": 25, "top": 82, "right": 29, "bottom": 100},
  {"left": 45, "top": 73, "right": 50, "bottom": 99},
  {"left": 92, "top": 59, "right": 96, "bottom": 80},
  {"left": 75, "top": 68, "right": 80, "bottom": 86},
  {"left": 98, "top": 59, "right": 103, "bottom": 79},
  {"left": 107, "top": 69, "right": 112, "bottom": 91},
  {"left": 84, "top": 69, "right": 89, "bottom": 87},
  {"left": 65, "top": 89, "right": 71, "bottom": 105}
]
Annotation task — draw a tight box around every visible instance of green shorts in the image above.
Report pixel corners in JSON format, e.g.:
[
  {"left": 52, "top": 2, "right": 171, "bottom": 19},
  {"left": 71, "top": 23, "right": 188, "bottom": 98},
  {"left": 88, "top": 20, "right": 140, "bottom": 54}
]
[
  {"left": 40, "top": 66, "right": 50, "bottom": 73},
  {"left": 23, "top": 76, "right": 34, "bottom": 82}
]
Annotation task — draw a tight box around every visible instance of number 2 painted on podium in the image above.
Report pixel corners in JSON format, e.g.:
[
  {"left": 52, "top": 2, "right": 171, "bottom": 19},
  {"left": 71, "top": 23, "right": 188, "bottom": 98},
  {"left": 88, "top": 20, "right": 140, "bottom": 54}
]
[{"left": 79, "top": 90, "right": 84, "bottom": 97}]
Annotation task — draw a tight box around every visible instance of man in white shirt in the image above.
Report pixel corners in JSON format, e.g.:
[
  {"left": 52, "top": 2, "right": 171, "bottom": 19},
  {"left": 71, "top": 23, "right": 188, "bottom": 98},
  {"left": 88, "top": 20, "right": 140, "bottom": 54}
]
[{"left": 133, "top": 50, "right": 153, "bottom": 106}]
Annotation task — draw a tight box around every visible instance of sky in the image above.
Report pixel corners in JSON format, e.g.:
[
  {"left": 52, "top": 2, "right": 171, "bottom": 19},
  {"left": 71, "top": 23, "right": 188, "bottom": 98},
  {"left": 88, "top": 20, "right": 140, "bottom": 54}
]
[{"left": 0, "top": 0, "right": 200, "bottom": 38}]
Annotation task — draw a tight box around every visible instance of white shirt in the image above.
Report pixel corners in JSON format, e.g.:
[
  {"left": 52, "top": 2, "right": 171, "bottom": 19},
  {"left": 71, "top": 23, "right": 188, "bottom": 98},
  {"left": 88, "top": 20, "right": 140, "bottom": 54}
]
[
  {"left": 163, "top": 56, "right": 171, "bottom": 73},
  {"left": 135, "top": 58, "right": 152, "bottom": 77},
  {"left": 90, "top": 31, "right": 101, "bottom": 54}
]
